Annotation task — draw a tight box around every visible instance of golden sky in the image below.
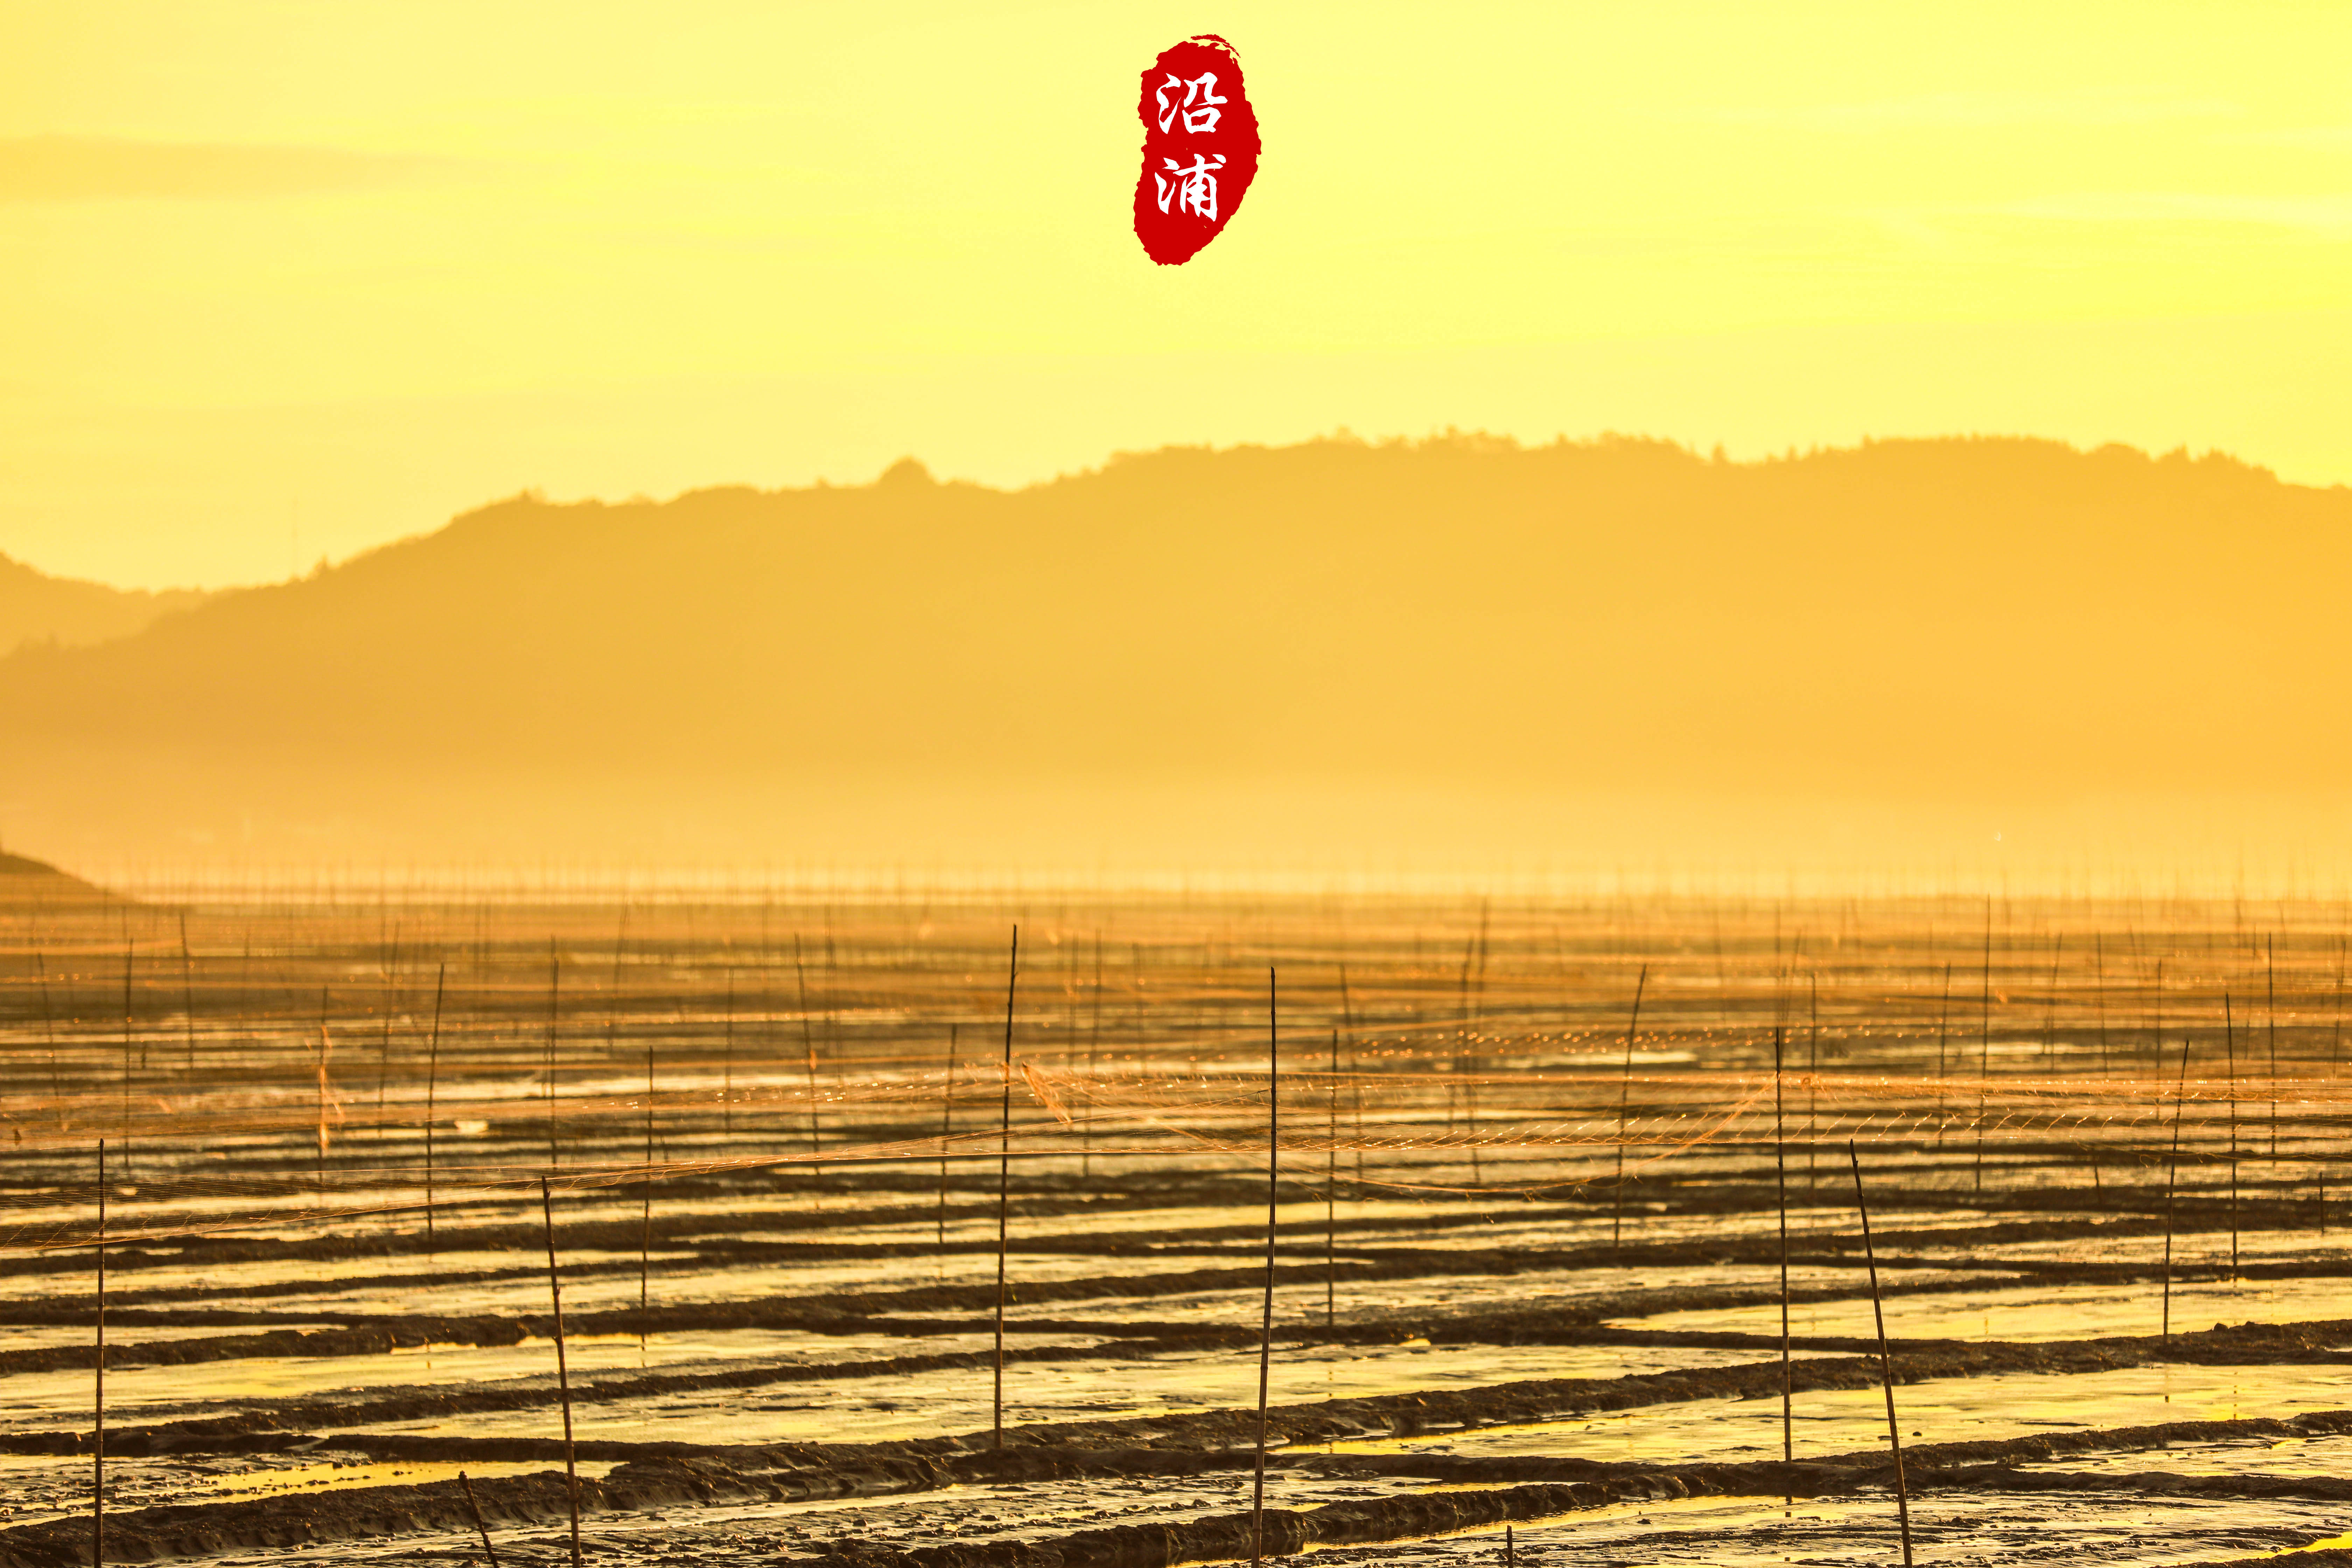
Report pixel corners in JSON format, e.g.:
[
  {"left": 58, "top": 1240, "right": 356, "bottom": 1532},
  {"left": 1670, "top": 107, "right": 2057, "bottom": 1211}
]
[{"left": 6, "top": 0, "right": 2351, "bottom": 588}]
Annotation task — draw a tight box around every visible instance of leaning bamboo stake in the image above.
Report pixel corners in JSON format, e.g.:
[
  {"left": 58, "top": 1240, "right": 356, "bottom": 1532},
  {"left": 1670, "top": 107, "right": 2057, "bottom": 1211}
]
[
  {"left": 1326, "top": 1027, "right": 1338, "bottom": 1330},
  {"left": 538, "top": 1176, "right": 583, "bottom": 1568},
  {"left": 2335, "top": 935, "right": 2347, "bottom": 1082},
  {"left": 423, "top": 964, "right": 446, "bottom": 1244},
  {"left": 2225, "top": 992, "right": 2239, "bottom": 1279},
  {"left": 721, "top": 967, "right": 735, "bottom": 1136},
  {"left": 2094, "top": 930, "right": 2109, "bottom": 1077},
  {"left": 1464, "top": 916, "right": 1487, "bottom": 1185},
  {"left": 36, "top": 952, "right": 59, "bottom": 1105},
  {"left": 1611, "top": 963, "right": 1650, "bottom": 1255},
  {"left": 2162, "top": 992, "right": 2190, "bottom": 1342},
  {"left": 119, "top": 946, "right": 134, "bottom": 1173},
  {"left": 938, "top": 1024, "right": 958, "bottom": 1273},
  {"left": 456, "top": 1476, "right": 503, "bottom": 1568},
  {"left": 1848, "top": 1141, "right": 1913, "bottom": 1567},
  {"left": 1932, "top": 962, "right": 1950, "bottom": 1140},
  {"left": 1806, "top": 972, "right": 1820, "bottom": 1194},
  {"left": 543, "top": 943, "right": 561, "bottom": 1170},
  {"left": 1084, "top": 933, "right": 1103, "bottom": 1180},
  {"left": 1976, "top": 902, "right": 1993, "bottom": 1194},
  {"left": 795, "top": 934, "right": 822, "bottom": 1166},
  {"left": 1340, "top": 963, "right": 1363, "bottom": 1184},
  {"left": 314, "top": 1009, "right": 334, "bottom": 1210},
  {"left": 2267, "top": 936, "right": 2279, "bottom": 1161},
  {"left": 639, "top": 1037, "right": 655, "bottom": 1329},
  {"left": 2329, "top": 938, "right": 2348, "bottom": 1235},
  {"left": 458, "top": 1470, "right": 502, "bottom": 1568},
  {"left": 2038, "top": 932, "right": 2062, "bottom": 1066},
  {"left": 93, "top": 1139, "right": 106, "bottom": 1568},
  {"left": 1773, "top": 1023, "right": 1792, "bottom": 1490},
  {"left": 1252, "top": 967, "right": 1280, "bottom": 1568},
  {"left": 376, "top": 933, "right": 398, "bottom": 1120},
  {"left": 178, "top": 915, "right": 197, "bottom": 1072},
  {"left": 994, "top": 925, "right": 1018, "bottom": 1451},
  {"left": 1450, "top": 934, "right": 1472, "bottom": 1163}
]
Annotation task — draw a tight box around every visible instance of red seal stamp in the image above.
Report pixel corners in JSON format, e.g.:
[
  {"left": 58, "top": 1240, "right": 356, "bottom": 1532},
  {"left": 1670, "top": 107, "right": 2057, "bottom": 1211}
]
[{"left": 1133, "top": 34, "right": 1261, "bottom": 266}]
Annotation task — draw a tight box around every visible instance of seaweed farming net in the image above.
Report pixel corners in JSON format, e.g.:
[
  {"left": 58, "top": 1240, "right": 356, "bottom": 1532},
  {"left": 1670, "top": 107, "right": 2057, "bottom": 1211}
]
[{"left": 1, "top": 887, "right": 2345, "bottom": 1250}]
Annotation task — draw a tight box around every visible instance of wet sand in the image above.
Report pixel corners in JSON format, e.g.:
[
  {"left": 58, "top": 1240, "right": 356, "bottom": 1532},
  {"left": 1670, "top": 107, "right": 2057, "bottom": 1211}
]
[{"left": 3, "top": 886, "right": 2348, "bottom": 1566}]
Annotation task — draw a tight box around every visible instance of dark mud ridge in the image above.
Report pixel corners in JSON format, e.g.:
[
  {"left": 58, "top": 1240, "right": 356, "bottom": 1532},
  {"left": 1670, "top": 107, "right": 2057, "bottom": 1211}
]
[
  {"left": 18, "top": 1314, "right": 2344, "bottom": 1462},
  {"left": 4, "top": 1234, "right": 2319, "bottom": 1384},
  {"left": 20, "top": 1412, "right": 2352, "bottom": 1568},
  {"left": 12, "top": 1341, "right": 2352, "bottom": 1565},
  {"left": 23, "top": 1180, "right": 2295, "bottom": 1297}
]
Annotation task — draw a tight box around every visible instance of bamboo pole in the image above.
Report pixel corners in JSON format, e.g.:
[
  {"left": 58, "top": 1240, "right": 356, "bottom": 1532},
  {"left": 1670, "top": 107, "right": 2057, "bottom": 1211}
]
[
  {"left": 1976, "top": 901, "right": 1992, "bottom": 1193},
  {"left": 313, "top": 1000, "right": 332, "bottom": 1210},
  {"left": 1466, "top": 912, "right": 1486, "bottom": 1185},
  {"left": 1084, "top": 934, "right": 1102, "bottom": 1180},
  {"left": 796, "top": 933, "right": 822, "bottom": 1166},
  {"left": 2163, "top": 987, "right": 2190, "bottom": 1343},
  {"left": 543, "top": 944, "right": 560, "bottom": 1170},
  {"left": 538, "top": 1176, "right": 583, "bottom": 1568},
  {"left": 2267, "top": 936, "right": 2279, "bottom": 1160},
  {"left": 119, "top": 946, "right": 134, "bottom": 1172},
  {"left": 1773, "top": 1023, "right": 1792, "bottom": 1486},
  {"left": 994, "top": 926, "right": 1018, "bottom": 1450},
  {"left": 1611, "top": 963, "right": 1650, "bottom": 1254},
  {"left": 1807, "top": 972, "right": 1820, "bottom": 1194},
  {"left": 2225, "top": 992, "right": 2239, "bottom": 1279},
  {"left": 93, "top": 1139, "right": 106, "bottom": 1568},
  {"left": 1847, "top": 1141, "right": 1913, "bottom": 1567},
  {"left": 938, "top": 1024, "right": 957, "bottom": 1272},
  {"left": 2094, "top": 930, "right": 2109, "bottom": 1076},
  {"left": 639, "top": 1037, "right": 655, "bottom": 1328},
  {"left": 1932, "top": 962, "right": 1950, "bottom": 1140},
  {"left": 2329, "top": 938, "right": 2347, "bottom": 1234},
  {"left": 1339, "top": 963, "right": 1363, "bottom": 1184},
  {"left": 1326, "top": 1026, "right": 1338, "bottom": 1330},
  {"left": 424, "top": 964, "right": 446, "bottom": 1244},
  {"left": 458, "top": 1471, "right": 502, "bottom": 1568},
  {"left": 376, "top": 930, "right": 397, "bottom": 1120},
  {"left": 178, "top": 914, "right": 197, "bottom": 1073},
  {"left": 2039, "top": 932, "right": 2062, "bottom": 1066},
  {"left": 36, "top": 952, "right": 58, "bottom": 1106},
  {"left": 1252, "top": 967, "right": 1279, "bottom": 1568}
]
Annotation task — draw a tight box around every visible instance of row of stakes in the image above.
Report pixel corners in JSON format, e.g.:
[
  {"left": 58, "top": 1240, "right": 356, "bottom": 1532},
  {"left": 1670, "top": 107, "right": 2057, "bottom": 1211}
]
[{"left": 84, "top": 929, "right": 2165, "bottom": 1568}]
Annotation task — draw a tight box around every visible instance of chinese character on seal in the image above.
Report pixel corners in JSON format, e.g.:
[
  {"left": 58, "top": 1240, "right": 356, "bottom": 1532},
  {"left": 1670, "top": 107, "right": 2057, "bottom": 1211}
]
[{"left": 1133, "top": 35, "right": 1260, "bottom": 265}]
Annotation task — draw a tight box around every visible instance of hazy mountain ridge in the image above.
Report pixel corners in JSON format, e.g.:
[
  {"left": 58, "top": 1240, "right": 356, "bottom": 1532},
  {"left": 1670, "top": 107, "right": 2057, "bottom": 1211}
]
[
  {"left": 3, "top": 432, "right": 2347, "bottom": 867},
  {"left": 0, "top": 550, "right": 209, "bottom": 657},
  {"left": 0, "top": 849, "right": 114, "bottom": 905}
]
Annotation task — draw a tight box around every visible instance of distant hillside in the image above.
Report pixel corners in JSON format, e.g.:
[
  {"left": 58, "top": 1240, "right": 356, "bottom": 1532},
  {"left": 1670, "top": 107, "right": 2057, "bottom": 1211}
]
[
  {"left": 0, "top": 551, "right": 208, "bottom": 656},
  {"left": 3, "top": 433, "right": 2347, "bottom": 868},
  {"left": 0, "top": 850, "right": 115, "bottom": 906}
]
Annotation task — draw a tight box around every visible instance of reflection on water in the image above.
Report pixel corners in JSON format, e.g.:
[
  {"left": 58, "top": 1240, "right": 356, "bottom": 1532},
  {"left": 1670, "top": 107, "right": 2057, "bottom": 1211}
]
[
  {"left": 1620, "top": 1272, "right": 2352, "bottom": 1344},
  {"left": 1328, "top": 1362, "right": 2352, "bottom": 1465}
]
